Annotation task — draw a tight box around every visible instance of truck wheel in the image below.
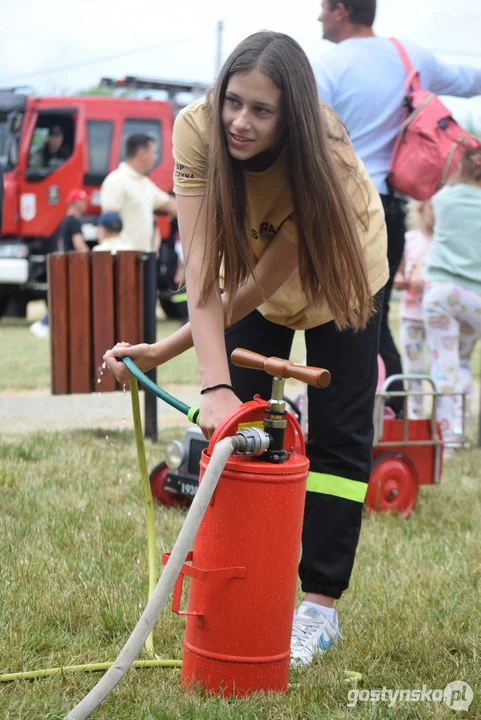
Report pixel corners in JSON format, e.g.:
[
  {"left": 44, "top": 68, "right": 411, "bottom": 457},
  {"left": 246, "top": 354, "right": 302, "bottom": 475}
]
[
  {"left": 149, "top": 462, "right": 191, "bottom": 508},
  {"left": 365, "top": 454, "right": 418, "bottom": 518}
]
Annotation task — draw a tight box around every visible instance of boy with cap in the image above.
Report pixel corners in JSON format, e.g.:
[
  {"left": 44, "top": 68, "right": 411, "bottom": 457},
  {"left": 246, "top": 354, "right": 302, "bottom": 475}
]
[
  {"left": 56, "top": 189, "right": 90, "bottom": 253},
  {"left": 93, "top": 212, "right": 132, "bottom": 254}
]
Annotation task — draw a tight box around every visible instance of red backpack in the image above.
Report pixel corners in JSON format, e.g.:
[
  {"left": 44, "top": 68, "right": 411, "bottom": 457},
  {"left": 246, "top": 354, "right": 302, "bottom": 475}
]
[{"left": 388, "top": 38, "right": 479, "bottom": 201}]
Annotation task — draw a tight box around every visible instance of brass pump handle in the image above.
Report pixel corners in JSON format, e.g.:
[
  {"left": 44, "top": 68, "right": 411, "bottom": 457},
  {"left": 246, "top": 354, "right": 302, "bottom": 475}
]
[{"left": 231, "top": 348, "right": 331, "bottom": 389}]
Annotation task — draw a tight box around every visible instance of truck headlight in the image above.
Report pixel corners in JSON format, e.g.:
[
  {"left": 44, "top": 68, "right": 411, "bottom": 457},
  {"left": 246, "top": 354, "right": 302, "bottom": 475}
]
[
  {"left": 15, "top": 244, "right": 29, "bottom": 258},
  {"left": 0, "top": 243, "right": 29, "bottom": 259},
  {"left": 164, "top": 440, "right": 185, "bottom": 469}
]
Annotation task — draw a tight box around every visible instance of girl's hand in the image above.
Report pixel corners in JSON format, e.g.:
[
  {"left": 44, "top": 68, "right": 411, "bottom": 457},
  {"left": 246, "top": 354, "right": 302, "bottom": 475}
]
[
  {"left": 199, "top": 388, "right": 242, "bottom": 440},
  {"left": 393, "top": 272, "right": 409, "bottom": 291},
  {"left": 103, "top": 342, "right": 156, "bottom": 385}
]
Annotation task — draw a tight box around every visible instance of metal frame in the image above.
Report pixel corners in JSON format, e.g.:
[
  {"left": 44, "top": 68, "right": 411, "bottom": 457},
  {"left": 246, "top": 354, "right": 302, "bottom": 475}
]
[{"left": 375, "top": 374, "right": 468, "bottom": 485}]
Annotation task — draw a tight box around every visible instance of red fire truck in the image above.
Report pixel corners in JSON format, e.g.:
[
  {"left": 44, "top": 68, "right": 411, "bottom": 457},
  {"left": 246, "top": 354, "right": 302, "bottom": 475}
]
[{"left": 0, "top": 77, "right": 208, "bottom": 316}]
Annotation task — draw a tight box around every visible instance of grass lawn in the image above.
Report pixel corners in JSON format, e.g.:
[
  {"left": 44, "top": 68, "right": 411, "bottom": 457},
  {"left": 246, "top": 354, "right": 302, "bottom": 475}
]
[
  {"left": 0, "top": 313, "right": 201, "bottom": 392},
  {"left": 1, "top": 429, "right": 480, "bottom": 719},
  {"left": 1, "top": 301, "right": 480, "bottom": 718},
  {"left": 0, "top": 302, "right": 307, "bottom": 392}
]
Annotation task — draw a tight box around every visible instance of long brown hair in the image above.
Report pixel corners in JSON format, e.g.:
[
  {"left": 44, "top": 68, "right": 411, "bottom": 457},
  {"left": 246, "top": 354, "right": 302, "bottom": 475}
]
[{"left": 201, "top": 31, "right": 373, "bottom": 328}]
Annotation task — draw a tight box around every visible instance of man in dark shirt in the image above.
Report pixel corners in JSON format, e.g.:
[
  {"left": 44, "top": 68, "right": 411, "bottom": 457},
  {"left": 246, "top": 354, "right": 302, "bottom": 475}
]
[
  {"left": 56, "top": 189, "right": 89, "bottom": 252},
  {"left": 41, "top": 125, "right": 71, "bottom": 168}
]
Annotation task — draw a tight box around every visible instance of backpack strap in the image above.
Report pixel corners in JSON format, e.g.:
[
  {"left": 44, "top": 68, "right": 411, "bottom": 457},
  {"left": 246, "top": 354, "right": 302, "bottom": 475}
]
[{"left": 389, "top": 38, "right": 420, "bottom": 92}]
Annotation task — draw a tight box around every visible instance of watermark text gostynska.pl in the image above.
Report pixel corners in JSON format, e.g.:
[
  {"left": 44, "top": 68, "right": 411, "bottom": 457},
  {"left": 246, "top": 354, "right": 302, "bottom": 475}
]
[{"left": 347, "top": 681, "right": 474, "bottom": 711}]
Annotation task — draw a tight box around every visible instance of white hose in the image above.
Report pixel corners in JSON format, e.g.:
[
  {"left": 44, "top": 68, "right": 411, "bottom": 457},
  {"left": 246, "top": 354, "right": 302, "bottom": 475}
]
[{"left": 66, "top": 436, "right": 237, "bottom": 720}]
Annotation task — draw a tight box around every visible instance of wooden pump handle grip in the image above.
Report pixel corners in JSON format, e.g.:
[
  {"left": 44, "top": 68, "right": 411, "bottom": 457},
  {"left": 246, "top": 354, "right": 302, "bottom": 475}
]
[{"left": 231, "top": 348, "right": 331, "bottom": 389}]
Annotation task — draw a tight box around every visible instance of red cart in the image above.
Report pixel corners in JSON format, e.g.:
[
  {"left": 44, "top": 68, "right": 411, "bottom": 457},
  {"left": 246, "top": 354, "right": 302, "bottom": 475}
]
[{"left": 366, "top": 374, "right": 467, "bottom": 517}]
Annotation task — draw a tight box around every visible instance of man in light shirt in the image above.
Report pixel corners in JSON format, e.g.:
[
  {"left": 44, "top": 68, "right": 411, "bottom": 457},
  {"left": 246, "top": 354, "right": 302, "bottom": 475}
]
[
  {"left": 100, "top": 134, "right": 176, "bottom": 253},
  {"left": 314, "top": 0, "right": 481, "bottom": 413}
]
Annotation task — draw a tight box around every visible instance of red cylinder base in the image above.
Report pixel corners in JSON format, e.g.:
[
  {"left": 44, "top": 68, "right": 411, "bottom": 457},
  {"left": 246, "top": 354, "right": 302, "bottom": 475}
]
[
  {"left": 181, "top": 644, "right": 289, "bottom": 697},
  {"left": 172, "top": 399, "right": 308, "bottom": 699}
]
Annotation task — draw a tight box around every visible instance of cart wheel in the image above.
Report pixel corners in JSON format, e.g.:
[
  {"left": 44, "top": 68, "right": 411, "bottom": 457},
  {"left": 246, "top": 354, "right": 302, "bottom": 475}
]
[
  {"left": 366, "top": 454, "right": 418, "bottom": 518},
  {"left": 149, "top": 462, "right": 191, "bottom": 508}
]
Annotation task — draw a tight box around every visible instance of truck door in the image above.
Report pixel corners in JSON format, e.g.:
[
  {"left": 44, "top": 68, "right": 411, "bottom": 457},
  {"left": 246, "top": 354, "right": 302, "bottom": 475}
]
[
  {"left": 18, "top": 106, "right": 84, "bottom": 239},
  {"left": 0, "top": 96, "right": 26, "bottom": 237},
  {"left": 82, "top": 101, "right": 117, "bottom": 209},
  {"left": 1, "top": 112, "right": 21, "bottom": 235}
]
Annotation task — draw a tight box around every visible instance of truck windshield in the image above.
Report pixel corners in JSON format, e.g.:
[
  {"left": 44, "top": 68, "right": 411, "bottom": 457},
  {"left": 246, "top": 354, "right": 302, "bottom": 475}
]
[{"left": 0, "top": 111, "right": 23, "bottom": 171}]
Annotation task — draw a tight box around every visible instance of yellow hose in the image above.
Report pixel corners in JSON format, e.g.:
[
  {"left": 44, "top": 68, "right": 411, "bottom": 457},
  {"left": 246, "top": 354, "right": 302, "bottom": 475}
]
[
  {"left": 129, "top": 378, "right": 157, "bottom": 657},
  {"left": 0, "top": 660, "right": 181, "bottom": 683},
  {"left": 0, "top": 378, "right": 177, "bottom": 683}
]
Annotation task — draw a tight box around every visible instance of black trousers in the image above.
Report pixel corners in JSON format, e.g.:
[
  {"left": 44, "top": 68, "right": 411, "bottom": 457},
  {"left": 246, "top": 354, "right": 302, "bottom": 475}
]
[
  {"left": 225, "top": 296, "right": 382, "bottom": 599},
  {"left": 379, "top": 194, "right": 407, "bottom": 411}
]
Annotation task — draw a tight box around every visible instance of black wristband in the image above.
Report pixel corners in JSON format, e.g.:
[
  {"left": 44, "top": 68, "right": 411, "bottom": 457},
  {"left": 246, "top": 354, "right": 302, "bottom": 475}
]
[{"left": 200, "top": 383, "right": 235, "bottom": 396}]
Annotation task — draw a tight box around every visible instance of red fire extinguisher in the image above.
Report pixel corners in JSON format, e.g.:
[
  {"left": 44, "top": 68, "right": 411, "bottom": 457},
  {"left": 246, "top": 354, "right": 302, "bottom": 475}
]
[{"left": 162, "top": 349, "right": 331, "bottom": 697}]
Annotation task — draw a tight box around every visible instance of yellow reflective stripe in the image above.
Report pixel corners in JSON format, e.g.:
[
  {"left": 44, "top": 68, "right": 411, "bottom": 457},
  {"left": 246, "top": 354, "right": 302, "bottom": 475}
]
[
  {"left": 307, "top": 472, "right": 368, "bottom": 503},
  {"left": 171, "top": 292, "right": 187, "bottom": 304}
]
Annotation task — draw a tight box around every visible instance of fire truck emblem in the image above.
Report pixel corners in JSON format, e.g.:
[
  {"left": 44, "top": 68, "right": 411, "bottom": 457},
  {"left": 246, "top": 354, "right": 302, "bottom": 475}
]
[
  {"left": 20, "top": 193, "right": 37, "bottom": 222},
  {"left": 48, "top": 185, "right": 60, "bottom": 205}
]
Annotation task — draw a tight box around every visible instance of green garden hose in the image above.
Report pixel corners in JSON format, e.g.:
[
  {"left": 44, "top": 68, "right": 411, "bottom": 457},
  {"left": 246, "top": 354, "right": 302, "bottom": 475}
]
[{"left": 122, "top": 356, "right": 200, "bottom": 424}]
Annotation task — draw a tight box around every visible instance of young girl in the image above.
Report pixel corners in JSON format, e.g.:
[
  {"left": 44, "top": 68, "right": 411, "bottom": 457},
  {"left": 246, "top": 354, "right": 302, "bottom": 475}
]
[
  {"left": 105, "top": 32, "right": 388, "bottom": 665},
  {"left": 423, "top": 146, "right": 481, "bottom": 444},
  {"left": 393, "top": 200, "right": 434, "bottom": 418}
]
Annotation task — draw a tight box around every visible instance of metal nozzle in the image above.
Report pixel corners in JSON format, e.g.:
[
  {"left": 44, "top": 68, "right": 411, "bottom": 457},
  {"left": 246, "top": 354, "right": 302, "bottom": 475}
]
[
  {"left": 234, "top": 427, "right": 271, "bottom": 456},
  {"left": 268, "top": 376, "right": 286, "bottom": 416}
]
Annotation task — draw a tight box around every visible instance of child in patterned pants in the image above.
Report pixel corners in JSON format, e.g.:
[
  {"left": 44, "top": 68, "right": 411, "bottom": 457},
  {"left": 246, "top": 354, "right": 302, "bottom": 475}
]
[
  {"left": 394, "top": 200, "right": 434, "bottom": 418},
  {"left": 423, "top": 283, "right": 480, "bottom": 440},
  {"left": 423, "top": 147, "right": 481, "bottom": 442}
]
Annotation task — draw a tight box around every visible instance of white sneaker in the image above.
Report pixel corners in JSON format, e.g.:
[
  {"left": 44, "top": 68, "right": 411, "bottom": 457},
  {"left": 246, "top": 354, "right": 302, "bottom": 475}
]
[
  {"left": 290, "top": 602, "right": 339, "bottom": 666},
  {"left": 30, "top": 320, "right": 49, "bottom": 339}
]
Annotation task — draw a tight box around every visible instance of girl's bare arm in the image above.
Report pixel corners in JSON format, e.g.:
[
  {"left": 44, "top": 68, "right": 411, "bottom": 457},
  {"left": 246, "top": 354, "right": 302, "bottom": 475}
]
[{"left": 105, "top": 203, "right": 297, "bottom": 377}]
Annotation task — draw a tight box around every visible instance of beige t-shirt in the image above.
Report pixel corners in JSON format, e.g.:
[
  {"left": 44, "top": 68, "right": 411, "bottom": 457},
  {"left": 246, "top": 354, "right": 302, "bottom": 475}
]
[
  {"left": 173, "top": 97, "right": 388, "bottom": 330},
  {"left": 100, "top": 162, "right": 170, "bottom": 252}
]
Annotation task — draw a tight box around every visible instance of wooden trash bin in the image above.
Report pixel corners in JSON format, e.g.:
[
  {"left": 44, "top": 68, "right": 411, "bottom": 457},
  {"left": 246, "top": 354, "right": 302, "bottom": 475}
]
[{"left": 48, "top": 251, "right": 143, "bottom": 395}]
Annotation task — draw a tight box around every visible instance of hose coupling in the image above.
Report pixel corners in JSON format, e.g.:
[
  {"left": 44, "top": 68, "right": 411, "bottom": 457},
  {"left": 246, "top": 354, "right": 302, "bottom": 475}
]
[{"left": 234, "top": 427, "right": 271, "bottom": 456}]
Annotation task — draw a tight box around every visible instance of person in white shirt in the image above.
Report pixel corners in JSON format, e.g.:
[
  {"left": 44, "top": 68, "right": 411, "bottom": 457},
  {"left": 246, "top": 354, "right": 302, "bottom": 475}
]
[
  {"left": 100, "top": 134, "right": 176, "bottom": 252},
  {"left": 93, "top": 211, "right": 133, "bottom": 254},
  {"left": 314, "top": 0, "right": 481, "bottom": 415}
]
